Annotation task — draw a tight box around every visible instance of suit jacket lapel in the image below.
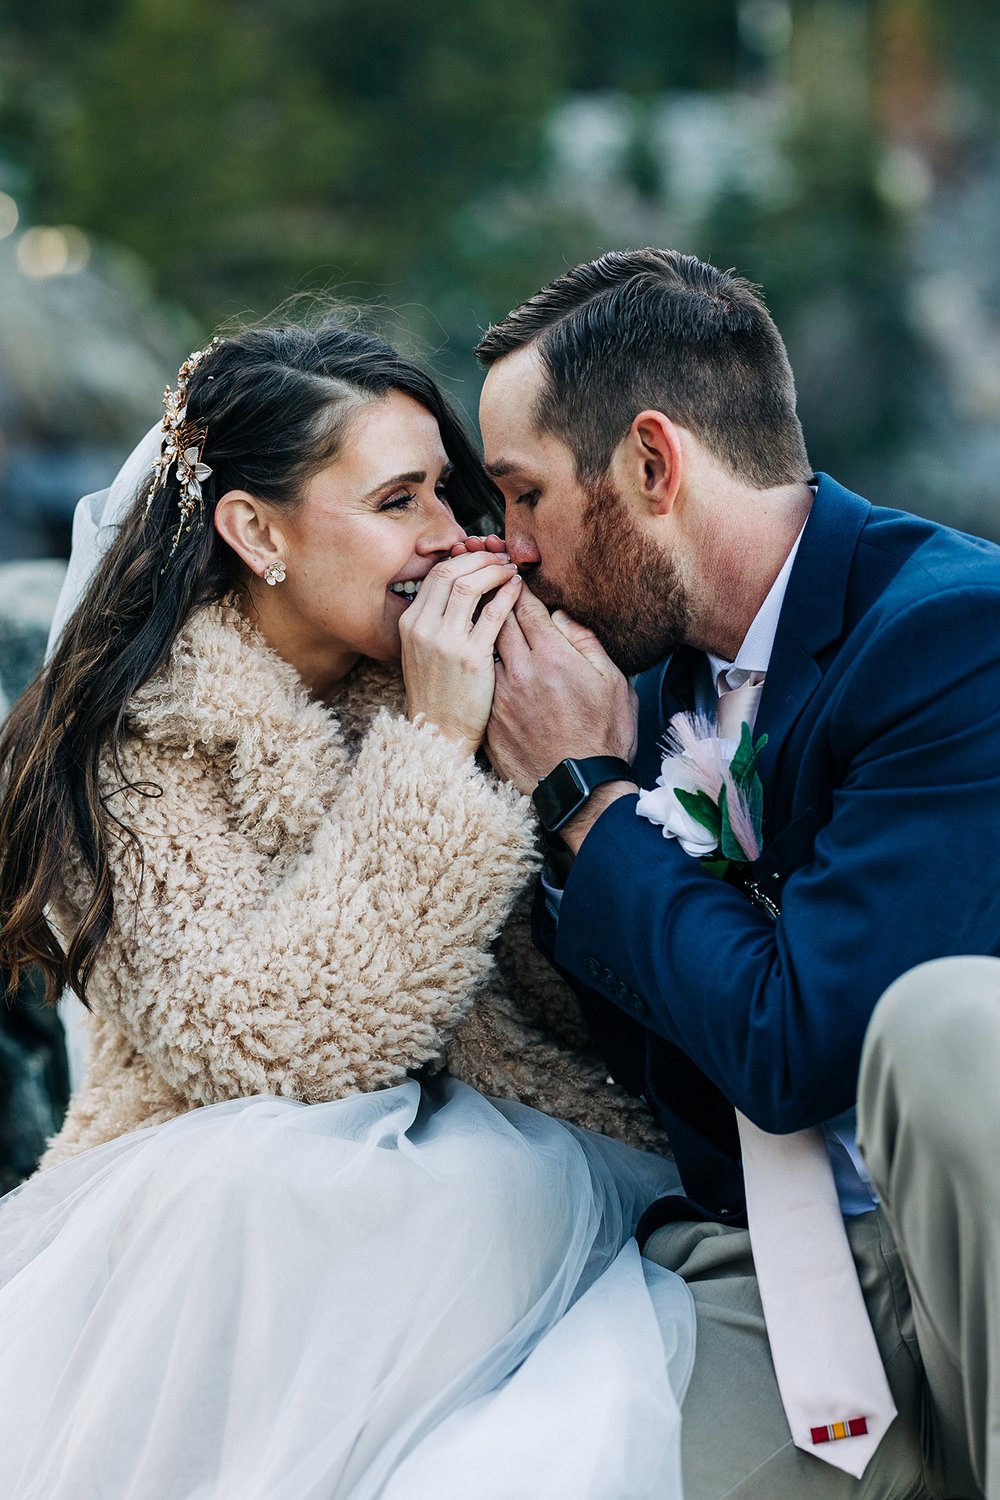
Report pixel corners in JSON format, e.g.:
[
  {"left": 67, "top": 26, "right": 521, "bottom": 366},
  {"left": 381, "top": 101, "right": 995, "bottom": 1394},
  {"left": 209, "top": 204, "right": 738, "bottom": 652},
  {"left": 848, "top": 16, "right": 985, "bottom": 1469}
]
[
  {"left": 631, "top": 645, "right": 701, "bottom": 790},
  {"left": 659, "top": 644, "right": 701, "bottom": 735},
  {"left": 755, "top": 475, "right": 870, "bottom": 791}
]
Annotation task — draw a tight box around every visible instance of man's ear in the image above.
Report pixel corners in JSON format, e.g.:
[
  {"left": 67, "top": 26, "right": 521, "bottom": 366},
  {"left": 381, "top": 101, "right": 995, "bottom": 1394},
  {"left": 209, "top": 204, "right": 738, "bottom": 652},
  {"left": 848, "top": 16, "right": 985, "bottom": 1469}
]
[
  {"left": 214, "top": 490, "right": 286, "bottom": 579},
  {"left": 616, "top": 410, "right": 684, "bottom": 516}
]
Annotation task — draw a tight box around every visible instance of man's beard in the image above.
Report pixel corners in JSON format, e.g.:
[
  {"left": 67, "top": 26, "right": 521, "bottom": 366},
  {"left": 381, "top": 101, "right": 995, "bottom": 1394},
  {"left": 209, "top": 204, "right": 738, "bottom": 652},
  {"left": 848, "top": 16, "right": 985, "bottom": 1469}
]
[{"left": 527, "top": 474, "right": 690, "bottom": 677}]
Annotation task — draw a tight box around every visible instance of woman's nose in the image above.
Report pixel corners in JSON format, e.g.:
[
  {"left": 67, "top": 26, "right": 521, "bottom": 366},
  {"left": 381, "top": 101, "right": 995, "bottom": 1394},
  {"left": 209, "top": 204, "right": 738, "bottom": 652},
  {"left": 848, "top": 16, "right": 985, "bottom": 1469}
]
[{"left": 416, "top": 503, "right": 467, "bottom": 555}]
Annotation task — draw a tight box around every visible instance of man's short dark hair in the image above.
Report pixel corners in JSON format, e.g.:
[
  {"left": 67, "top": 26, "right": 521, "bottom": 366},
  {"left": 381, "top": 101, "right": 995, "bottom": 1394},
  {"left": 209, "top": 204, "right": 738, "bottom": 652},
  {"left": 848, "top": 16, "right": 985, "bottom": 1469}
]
[{"left": 475, "top": 247, "right": 811, "bottom": 488}]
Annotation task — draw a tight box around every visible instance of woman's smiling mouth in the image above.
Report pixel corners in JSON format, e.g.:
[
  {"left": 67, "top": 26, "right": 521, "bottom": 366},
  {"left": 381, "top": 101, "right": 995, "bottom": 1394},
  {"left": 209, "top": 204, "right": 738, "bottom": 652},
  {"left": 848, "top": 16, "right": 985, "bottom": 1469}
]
[{"left": 388, "top": 579, "right": 424, "bottom": 602}]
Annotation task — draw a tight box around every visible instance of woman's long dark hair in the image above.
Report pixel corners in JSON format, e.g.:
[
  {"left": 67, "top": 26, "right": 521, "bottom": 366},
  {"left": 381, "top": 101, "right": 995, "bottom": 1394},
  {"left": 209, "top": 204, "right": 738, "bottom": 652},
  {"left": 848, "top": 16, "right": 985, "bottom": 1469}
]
[{"left": 0, "top": 317, "right": 500, "bottom": 1006}]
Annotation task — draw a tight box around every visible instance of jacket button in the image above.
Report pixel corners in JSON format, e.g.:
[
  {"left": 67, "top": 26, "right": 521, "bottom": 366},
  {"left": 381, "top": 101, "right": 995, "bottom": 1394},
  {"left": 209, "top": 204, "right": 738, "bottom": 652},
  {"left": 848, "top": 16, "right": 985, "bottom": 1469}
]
[
  {"left": 586, "top": 957, "right": 601, "bottom": 980},
  {"left": 630, "top": 993, "right": 647, "bottom": 1016}
]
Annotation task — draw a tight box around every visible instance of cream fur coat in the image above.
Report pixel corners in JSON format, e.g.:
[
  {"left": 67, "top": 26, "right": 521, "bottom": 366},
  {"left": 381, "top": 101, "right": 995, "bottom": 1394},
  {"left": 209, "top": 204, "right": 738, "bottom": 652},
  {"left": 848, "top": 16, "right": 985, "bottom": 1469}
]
[{"left": 44, "top": 602, "right": 666, "bottom": 1167}]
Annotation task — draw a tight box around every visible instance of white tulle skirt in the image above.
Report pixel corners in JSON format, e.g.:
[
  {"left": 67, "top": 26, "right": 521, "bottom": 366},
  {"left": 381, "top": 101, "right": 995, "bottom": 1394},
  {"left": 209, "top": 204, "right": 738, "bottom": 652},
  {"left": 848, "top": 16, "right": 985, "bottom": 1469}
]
[{"left": 0, "top": 1079, "right": 694, "bottom": 1500}]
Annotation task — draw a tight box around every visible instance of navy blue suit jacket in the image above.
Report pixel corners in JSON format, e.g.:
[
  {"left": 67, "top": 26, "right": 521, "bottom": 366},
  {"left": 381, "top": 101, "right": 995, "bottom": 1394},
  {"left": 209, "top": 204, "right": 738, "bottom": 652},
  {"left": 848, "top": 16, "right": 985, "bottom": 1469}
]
[{"left": 534, "top": 475, "right": 1000, "bottom": 1217}]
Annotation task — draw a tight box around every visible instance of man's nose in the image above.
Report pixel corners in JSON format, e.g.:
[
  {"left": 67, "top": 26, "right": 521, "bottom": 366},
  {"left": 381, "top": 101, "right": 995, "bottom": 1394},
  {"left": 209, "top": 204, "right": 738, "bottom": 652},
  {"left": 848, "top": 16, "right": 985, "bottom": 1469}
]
[{"left": 503, "top": 517, "right": 541, "bottom": 568}]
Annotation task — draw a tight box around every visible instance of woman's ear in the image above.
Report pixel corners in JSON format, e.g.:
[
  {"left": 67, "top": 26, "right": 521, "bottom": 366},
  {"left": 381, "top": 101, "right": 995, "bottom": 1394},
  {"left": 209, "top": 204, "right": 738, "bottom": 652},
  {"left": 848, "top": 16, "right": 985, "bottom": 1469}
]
[
  {"left": 214, "top": 491, "right": 286, "bottom": 580},
  {"left": 618, "top": 410, "right": 684, "bottom": 516}
]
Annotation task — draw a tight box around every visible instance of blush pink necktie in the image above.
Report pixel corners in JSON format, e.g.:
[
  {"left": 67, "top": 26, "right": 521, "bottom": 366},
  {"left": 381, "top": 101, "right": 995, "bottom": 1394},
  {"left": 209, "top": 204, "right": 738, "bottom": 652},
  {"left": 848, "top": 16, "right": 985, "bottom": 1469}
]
[
  {"left": 715, "top": 673, "right": 897, "bottom": 1477},
  {"left": 714, "top": 671, "right": 765, "bottom": 743}
]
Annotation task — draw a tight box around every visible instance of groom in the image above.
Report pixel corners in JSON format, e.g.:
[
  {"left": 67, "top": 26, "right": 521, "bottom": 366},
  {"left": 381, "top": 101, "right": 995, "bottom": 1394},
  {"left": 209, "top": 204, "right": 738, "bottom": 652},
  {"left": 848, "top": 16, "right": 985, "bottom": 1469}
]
[{"left": 476, "top": 248, "right": 1000, "bottom": 1499}]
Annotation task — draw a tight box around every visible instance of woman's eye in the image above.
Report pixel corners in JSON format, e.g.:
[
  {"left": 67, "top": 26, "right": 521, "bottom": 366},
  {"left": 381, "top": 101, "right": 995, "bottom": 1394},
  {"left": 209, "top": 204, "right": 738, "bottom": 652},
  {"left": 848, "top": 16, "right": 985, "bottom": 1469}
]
[
  {"left": 517, "top": 489, "right": 540, "bottom": 511},
  {"left": 379, "top": 492, "right": 416, "bottom": 513}
]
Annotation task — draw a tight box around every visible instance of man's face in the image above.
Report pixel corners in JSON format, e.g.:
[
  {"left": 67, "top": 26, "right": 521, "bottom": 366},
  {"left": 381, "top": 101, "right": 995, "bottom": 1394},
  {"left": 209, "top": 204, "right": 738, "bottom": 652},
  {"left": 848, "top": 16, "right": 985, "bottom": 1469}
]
[{"left": 479, "top": 345, "right": 689, "bottom": 675}]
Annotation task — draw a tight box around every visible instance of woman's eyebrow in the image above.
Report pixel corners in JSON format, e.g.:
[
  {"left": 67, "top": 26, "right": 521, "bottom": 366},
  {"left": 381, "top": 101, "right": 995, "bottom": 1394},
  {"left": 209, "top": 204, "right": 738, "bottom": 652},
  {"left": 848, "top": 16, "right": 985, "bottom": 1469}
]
[
  {"left": 362, "top": 460, "right": 455, "bottom": 502},
  {"left": 363, "top": 470, "right": 425, "bottom": 500}
]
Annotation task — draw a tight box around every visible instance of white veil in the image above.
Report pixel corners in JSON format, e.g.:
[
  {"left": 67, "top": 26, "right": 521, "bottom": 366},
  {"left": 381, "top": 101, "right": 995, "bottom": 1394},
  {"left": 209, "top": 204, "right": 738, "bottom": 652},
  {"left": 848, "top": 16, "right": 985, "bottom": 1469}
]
[
  {"left": 46, "top": 424, "right": 162, "bottom": 658},
  {"left": 46, "top": 424, "right": 161, "bottom": 1087}
]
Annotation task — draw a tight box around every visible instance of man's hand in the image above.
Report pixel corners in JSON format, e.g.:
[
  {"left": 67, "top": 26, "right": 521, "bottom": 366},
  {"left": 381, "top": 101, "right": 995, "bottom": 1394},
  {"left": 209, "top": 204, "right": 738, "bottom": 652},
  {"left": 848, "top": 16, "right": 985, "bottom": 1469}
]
[{"left": 487, "top": 585, "right": 639, "bottom": 811}]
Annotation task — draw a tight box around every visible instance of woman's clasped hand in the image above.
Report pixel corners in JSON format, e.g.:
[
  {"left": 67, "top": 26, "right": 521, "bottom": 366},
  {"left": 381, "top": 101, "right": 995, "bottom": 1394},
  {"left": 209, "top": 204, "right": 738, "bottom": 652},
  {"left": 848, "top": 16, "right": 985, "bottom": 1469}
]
[{"left": 399, "top": 547, "right": 520, "bottom": 756}]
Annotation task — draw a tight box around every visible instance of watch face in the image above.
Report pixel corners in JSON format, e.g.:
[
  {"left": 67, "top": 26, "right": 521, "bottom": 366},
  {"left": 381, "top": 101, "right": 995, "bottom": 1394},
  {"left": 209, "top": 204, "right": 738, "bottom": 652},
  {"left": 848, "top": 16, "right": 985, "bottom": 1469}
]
[{"left": 533, "top": 760, "right": 587, "bottom": 832}]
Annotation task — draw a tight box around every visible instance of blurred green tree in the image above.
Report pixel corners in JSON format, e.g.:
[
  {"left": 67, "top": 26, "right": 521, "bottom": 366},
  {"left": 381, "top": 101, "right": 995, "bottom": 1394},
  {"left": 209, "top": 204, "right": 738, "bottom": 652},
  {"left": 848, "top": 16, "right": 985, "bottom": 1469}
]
[
  {"left": 571, "top": 0, "right": 737, "bottom": 92},
  {"left": 2, "top": 0, "right": 578, "bottom": 334},
  {"left": 696, "top": 0, "right": 928, "bottom": 493}
]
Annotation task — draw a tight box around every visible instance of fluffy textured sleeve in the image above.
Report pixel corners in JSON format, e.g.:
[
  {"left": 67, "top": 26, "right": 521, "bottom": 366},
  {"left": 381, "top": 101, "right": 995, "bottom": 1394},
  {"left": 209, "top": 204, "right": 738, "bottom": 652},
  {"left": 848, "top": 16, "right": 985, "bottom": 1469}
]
[
  {"left": 446, "top": 891, "right": 672, "bottom": 1156},
  {"left": 87, "top": 710, "right": 538, "bottom": 1106}
]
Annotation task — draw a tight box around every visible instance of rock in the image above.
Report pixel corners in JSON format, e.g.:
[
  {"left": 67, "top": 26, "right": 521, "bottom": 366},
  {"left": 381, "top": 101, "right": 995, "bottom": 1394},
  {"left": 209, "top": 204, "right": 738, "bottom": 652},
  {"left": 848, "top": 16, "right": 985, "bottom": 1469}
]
[
  {"left": 0, "top": 558, "right": 68, "bottom": 704},
  {"left": 0, "top": 558, "right": 71, "bottom": 1186},
  {"left": 0, "top": 236, "right": 189, "bottom": 560},
  {"left": 0, "top": 972, "right": 70, "bottom": 1194},
  {"left": 0, "top": 558, "right": 69, "bottom": 695}
]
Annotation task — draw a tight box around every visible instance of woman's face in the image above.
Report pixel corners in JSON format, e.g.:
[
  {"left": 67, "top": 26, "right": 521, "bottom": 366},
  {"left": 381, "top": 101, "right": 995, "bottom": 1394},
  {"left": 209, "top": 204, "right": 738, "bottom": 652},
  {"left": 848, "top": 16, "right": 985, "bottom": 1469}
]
[{"left": 255, "top": 392, "right": 468, "bottom": 680}]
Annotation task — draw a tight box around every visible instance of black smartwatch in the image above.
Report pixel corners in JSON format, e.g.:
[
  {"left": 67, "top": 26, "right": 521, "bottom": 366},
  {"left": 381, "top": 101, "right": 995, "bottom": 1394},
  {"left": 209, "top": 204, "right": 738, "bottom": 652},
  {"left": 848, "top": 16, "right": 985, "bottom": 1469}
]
[{"left": 531, "top": 756, "right": 635, "bottom": 835}]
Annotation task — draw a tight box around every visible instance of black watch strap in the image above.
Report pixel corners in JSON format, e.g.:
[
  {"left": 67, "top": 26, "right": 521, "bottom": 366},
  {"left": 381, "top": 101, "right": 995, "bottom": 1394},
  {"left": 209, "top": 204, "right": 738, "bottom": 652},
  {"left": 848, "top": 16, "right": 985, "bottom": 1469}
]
[{"left": 532, "top": 755, "right": 635, "bottom": 834}]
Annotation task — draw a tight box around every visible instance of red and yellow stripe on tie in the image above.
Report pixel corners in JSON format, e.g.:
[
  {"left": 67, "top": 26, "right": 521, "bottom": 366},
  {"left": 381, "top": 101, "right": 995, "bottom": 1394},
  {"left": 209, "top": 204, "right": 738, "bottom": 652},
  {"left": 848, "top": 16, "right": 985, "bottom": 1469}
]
[{"left": 810, "top": 1417, "right": 869, "bottom": 1445}]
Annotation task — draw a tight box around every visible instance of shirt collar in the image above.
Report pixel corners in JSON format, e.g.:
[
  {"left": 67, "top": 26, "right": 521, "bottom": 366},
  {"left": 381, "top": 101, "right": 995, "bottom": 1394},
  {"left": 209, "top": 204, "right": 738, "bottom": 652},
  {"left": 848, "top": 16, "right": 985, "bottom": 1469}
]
[{"left": 708, "top": 511, "right": 811, "bottom": 690}]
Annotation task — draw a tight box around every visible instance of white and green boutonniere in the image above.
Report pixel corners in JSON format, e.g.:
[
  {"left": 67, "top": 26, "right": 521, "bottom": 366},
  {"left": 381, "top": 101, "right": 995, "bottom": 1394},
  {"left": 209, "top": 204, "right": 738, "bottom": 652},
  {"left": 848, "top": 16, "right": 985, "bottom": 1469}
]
[{"left": 636, "top": 710, "right": 768, "bottom": 883}]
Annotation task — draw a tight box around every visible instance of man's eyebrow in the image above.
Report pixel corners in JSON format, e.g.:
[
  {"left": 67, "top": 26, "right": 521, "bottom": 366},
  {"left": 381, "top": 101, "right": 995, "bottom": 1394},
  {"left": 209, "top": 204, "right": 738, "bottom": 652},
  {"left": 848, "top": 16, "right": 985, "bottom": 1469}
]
[
  {"left": 484, "top": 458, "right": 527, "bottom": 480},
  {"left": 362, "top": 460, "right": 453, "bottom": 501}
]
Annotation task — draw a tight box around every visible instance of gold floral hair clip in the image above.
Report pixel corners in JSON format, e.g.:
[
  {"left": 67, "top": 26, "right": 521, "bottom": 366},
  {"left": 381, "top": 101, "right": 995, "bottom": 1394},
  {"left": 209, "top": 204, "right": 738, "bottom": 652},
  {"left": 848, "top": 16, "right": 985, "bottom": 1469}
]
[{"left": 149, "top": 338, "right": 222, "bottom": 552}]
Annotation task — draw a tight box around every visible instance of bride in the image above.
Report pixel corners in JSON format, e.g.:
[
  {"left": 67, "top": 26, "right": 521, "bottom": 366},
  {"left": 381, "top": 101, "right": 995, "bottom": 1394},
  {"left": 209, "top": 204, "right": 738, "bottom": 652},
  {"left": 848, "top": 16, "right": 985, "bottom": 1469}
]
[{"left": 0, "top": 317, "right": 693, "bottom": 1499}]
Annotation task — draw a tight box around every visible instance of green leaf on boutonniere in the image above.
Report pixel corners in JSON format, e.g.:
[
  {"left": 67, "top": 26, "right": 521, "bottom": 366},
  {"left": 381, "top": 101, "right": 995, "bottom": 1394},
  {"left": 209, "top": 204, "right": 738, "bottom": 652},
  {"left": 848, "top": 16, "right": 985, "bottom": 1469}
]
[
  {"left": 745, "top": 773, "right": 764, "bottom": 850},
  {"left": 674, "top": 787, "right": 723, "bottom": 839},
  {"left": 718, "top": 782, "right": 750, "bottom": 863},
  {"left": 701, "top": 855, "right": 731, "bottom": 879},
  {"left": 730, "top": 722, "right": 767, "bottom": 787}
]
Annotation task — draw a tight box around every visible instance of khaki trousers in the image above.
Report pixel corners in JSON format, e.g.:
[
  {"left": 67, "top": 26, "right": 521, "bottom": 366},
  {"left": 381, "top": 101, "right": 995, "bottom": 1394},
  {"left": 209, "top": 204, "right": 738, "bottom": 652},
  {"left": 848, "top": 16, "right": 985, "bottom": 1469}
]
[{"left": 643, "top": 955, "right": 1000, "bottom": 1500}]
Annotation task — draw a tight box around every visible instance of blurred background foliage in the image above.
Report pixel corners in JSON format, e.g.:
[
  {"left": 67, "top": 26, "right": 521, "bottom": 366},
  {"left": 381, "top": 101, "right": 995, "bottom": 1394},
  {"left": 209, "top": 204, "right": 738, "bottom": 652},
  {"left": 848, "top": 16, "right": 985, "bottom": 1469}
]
[{"left": 2, "top": 0, "right": 1000, "bottom": 556}]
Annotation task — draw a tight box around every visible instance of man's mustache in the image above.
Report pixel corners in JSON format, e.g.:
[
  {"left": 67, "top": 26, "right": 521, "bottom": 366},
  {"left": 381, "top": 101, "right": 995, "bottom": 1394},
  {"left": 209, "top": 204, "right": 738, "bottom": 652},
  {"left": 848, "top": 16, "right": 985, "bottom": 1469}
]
[{"left": 516, "top": 565, "right": 563, "bottom": 611}]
